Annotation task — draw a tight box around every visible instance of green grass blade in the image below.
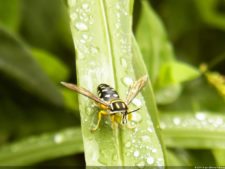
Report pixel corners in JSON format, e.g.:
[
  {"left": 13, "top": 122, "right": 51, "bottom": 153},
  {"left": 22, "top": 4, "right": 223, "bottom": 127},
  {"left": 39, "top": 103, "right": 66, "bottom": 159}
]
[
  {"left": 0, "top": 128, "right": 83, "bottom": 165},
  {"left": 0, "top": 27, "right": 63, "bottom": 106},
  {"left": 68, "top": 0, "right": 164, "bottom": 166},
  {"left": 161, "top": 112, "right": 225, "bottom": 149},
  {"left": 0, "top": 0, "right": 21, "bottom": 31},
  {"left": 135, "top": 1, "right": 201, "bottom": 105}
]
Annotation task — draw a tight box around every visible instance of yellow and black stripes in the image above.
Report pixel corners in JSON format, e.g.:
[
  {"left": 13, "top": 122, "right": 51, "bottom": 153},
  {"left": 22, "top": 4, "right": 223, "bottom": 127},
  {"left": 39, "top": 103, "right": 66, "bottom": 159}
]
[
  {"left": 97, "top": 84, "right": 128, "bottom": 113},
  {"left": 109, "top": 99, "right": 127, "bottom": 112},
  {"left": 97, "top": 84, "right": 119, "bottom": 101}
]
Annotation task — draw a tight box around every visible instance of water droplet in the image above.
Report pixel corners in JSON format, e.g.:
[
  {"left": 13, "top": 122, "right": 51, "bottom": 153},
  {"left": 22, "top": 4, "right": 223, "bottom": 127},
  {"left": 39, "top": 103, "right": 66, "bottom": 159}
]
[
  {"left": 160, "top": 122, "right": 167, "bottom": 129},
  {"left": 90, "top": 46, "right": 99, "bottom": 54},
  {"left": 134, "top": 127, "right": 139, "bottom": 133},
  {"left": 70, "top": 13, "right": 78, "bottom": 21},
  {"left": 152, "top": 148, "right": 157, "bottom": 153},
  {"left": 131, "top": 112, "right": 142, "bottom": 122},
  {"left": 136, "top": 161, "right": 145, "bottom": 168},
  {"left": 141, "top": 135, "right": 150, "bottom": 142},
  {"left": 86, "top": 106, "right": 93, "bottom": 115},
  {"left": 147, "top": 127, "right": 153, "bottom": 133},
  {"left": 116, "top": 24, "right": 120, "bottom": 29},
  {"left": 104, "top": 120, "right": 109, "bottom": 125},
  {"left": 120, "top": 57, "right": 128, "bottom": 68},
  {"left": 195, "top": 112, "right": 206, "bottom": 121},
  {"left": 126, "top": 151, "right": 131, "bottom": 157},
  {"left": 116, "top": 13, "right": 121, "bottom": 18},
  {"left": 54, "top": 134, "right": 63, "bottom": 144},
  {"left": 173, "top": 117, "right": 181, "bottom": 125},
  {"left": 146, "top": 156, "right": 154, "bottom": 165},
  {"left": 214, "top": 118, "right": 223, "bottom": 126},
  {"left": 82, "top": 34, "right": 88, "bottom": 39},
  {"left": 75, "top": 22, "right": 88, "bottom": 31},
  {"left": 133, "top": 150, "right": 140, "bottom": 157},
  {"left": 68, "top": 0, "right": 76, "bottom": 7},
  {"left": 80, "top": 39, "right": 86, "bottom": 44},
  {"left": 82, "top": 3, "right": 89, "bottom": 9},
  {"left": 125, "top": 142, "right": 131, "bottom": 148},
  {"left": 128, "top": 121, "right": 137, "bottom": 128},
  {"left": 123, "top": 76, "right": 133, "bottom": 86},
  {"left": 123, "top": 11, "right": 128, "bottom": 16},
  {"left": 115, "top": 3, "right": 121, "bottom": 10},
  {"left": 157, "top": 158, "right": 164, "bottom": 166},
  {"left": 89, "top": 15, "right": 94, "bottom": 25},
  {"left": 132, "top": 98, "right": 142, "bottom": 107}
]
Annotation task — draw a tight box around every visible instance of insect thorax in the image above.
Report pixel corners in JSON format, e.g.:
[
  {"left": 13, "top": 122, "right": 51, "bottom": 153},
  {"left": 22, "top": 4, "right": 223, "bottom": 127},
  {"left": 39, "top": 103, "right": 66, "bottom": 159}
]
[{"left": 110, "top": 99, "right": 128, "bottom": 112}]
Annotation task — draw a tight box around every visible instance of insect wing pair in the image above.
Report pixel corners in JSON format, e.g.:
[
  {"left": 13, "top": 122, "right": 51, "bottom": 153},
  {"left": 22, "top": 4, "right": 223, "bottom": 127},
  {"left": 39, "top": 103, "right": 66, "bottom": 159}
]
[{"left": 61, "top": 75, "right": 148, "bottom": 130}]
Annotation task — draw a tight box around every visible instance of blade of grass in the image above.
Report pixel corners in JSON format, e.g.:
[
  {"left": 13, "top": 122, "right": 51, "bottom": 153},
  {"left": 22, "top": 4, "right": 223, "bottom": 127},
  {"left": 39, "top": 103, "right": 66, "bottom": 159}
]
[
  {"left": 0, "top": 26, "right": 63, "bottom": 106},
  {"left": 68, "top": 0, "right": 164, "bottom": 166},
  {"left": 195, "top": 0, "right": 225, "bottom": 30},
  {"left": 0, "top": 127, "right": 83, "bottom": 165},
  {"left": 0, "top": 0, "right": 21, "bottom": 31},
  {"left": 135, "top": 1, "right": 200, "bottom": 105},
  {"left": 161, "top": 112, "right": 225, "bottom": 149}
]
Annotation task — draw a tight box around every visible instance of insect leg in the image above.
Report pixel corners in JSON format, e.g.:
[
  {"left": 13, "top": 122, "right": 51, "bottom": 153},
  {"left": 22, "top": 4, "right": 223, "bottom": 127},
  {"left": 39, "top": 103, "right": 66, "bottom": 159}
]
[
  {"left": 110, "top": 115, "right": 119, "bottom": 129},
  {"left": 127, "top": 114, "right": 132, "bottom": 120},
  {"left": 91, "top": 110, "right": 108, "bottom": 131},
  {"left": 126, "top": 114, "right": 136, "bottom": 129}
]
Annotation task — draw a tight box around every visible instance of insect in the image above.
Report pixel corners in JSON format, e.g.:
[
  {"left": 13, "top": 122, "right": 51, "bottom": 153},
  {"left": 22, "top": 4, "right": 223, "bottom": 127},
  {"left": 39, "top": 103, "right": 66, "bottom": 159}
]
[{"left": 61, "top": 75, "right": 148, "bottom": 131}]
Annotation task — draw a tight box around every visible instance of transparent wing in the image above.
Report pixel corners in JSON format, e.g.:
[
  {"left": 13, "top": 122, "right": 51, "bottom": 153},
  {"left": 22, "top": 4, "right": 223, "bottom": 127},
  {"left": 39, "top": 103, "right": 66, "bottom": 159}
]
[
  {"left": 61, "top": 82, "right": 109, "bottom": 107},
  {"left": 125, "top": 75, "right": 148, "bottom": 105}
]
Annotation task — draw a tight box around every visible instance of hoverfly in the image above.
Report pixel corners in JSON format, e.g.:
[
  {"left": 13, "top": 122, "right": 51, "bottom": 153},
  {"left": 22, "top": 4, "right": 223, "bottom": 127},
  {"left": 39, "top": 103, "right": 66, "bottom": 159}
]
[{"left": 61, "top": 75, "right": 148, "bottom": 131}]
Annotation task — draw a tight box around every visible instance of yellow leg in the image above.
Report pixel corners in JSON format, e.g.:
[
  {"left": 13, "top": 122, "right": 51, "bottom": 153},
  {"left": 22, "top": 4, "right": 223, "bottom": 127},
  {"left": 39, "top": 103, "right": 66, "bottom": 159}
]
[
  {"left": 114, "top": 114, "right": 121, "bottom": 124},
  {"left": 126, "top": 114, "right": 136, "bottom": 129},
  {"left": 128, "top": 114, "right": 132, "bottom": 121},
  {"left": 91, "top": 110, "right": 108, "bottom": 131},
  {"left": 110, "top": 115, "right": 119, "bottom": 129}
]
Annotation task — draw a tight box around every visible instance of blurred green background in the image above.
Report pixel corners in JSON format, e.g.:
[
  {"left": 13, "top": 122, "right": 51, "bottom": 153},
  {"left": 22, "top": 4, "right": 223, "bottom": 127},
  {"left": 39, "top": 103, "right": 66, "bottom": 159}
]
[{"left": 0, "top": 0, "right": 225, "bottom": 167}]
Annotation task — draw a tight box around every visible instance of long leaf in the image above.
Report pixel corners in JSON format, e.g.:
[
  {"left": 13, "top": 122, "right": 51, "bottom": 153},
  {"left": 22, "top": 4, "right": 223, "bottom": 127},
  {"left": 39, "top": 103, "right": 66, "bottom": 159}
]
[
  {"left": 161, "top": 112, "right": 225, "bottom": 149},
  {"left": 0, "top": 27, "right": 63, "bottom": 106},
  {"left": 0, "top": 128, "right": 83, "bottom": 165},
  {"left": 68, "top": 0, "right": 164, "bottom": 166}
]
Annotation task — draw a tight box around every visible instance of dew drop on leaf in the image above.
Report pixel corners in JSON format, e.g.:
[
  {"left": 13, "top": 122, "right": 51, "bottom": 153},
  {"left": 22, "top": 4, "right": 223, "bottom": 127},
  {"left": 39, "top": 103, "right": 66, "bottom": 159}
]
[
  {"left": 132, "top": 98, "right": 142, "bottom": 107},
  {"left": 53, "top": 134, "right": 63, "bottom": 144},
  {"left": 146, "top": 156, "right": 154, "bottom": 165},
  {"left": 173, "top": 117, "right": 181, "bottom": 125},
  {"left": 82, "top": 3, "right": 89, "bottom": 9},
  {"left": 70, "top": 13, "right": 78, "bottom": 21},
  {"left": 90, "top": 46, "right": 99, "bottom": 54},
  {"left": 141, "top": 135, "right": 150, "bottom": 142},
  {"left": 131, "top": 112, "right": 142, "bottom": 123},
  {"left": 147, "top": 126, "right": 153, "bottom": 133},
  {"left": 80, "top": 39, "right": 86, "bottom": 44},
  {"left": 120, "top": 57, "right": 128, "bottom": 69},
  {"left": 68, "top": 0, "right": 77, "bottom": 7},
  {"left": 75, "top": 22, "right": 88, "bottom": 31},
  {"left": 152, "top": 148, "right": 157, "bottom": 153},
  {"left": 125, "top": 141, "right": 131, "bottom": 148},
  {"left": 136, "top": 161, "right": 145, "bottom": 168},
  {"left": 214, "top": 118, "right": 223, "bottom": 126},
  {"left": 195, "top": 112, "right": 206, "bottom": 121},
  {"left": 133, "top": 150, "right": 140, "bottom": 157},
  {"left": 122, "top": 76, "right": 133, "bottom": 86}
]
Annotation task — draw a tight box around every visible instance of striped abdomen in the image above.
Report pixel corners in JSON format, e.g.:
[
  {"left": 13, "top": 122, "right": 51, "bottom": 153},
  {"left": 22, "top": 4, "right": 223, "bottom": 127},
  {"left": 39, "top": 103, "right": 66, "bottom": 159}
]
[
  {"left": 97, "top": 84, "right": 127, "bottom": 112},
  {"left": 97, "top": 84, "right": 119, "bottom": 101}
]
